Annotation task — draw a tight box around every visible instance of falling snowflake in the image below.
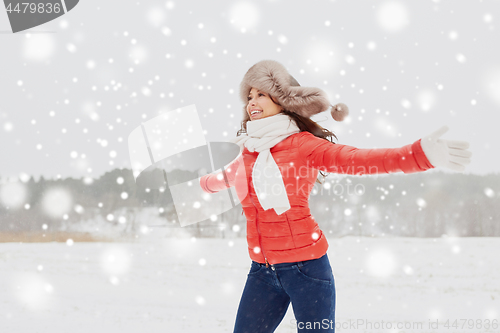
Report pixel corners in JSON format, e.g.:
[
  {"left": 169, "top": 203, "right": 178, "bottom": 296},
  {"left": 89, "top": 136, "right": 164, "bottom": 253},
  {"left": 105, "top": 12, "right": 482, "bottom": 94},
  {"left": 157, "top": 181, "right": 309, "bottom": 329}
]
[
  {"left": 23, "top": 34, "right": 55, "bottom": 61},
  {"left": 416, "top": 90, "right": 436, "bottom": 112},
  {"left": 195, "top": 295, "right": 206, "bottom": 305},
  {"left": 403, "top": 265, "right": 414, "bottom": 275},
  {"left": 484, "top": 188, "right": 495, "bottom": 198},
  {"left": 66, "top": 44, "right": 77, "bottom": 53},
  {"left": 416, "top": 198, "right": 427, "bottom": 208},
  {"left": 365, "top": 248, "right": 397, "bottom": 278},
  {"left": 376, "top": 1, "right": 410, "bottom": 33},
  {"left": 146, "top": 7, "right": 165, "bottom": 27},
  {"left": 455, "top": 53, "right": 467, "bottom": 64},
  {"left": 40, "top": 187, "right": 73, "bottom": 218},
  {"left": 483, "top": 67, "right": 500, "bottom": 106},
  {"left": 100, "top": 246, "right": 132, "bottom": 276},
  {"left": 0, "top": 182, "right": 27, "bottom": 209},
  {"left": 228, "top": 2, "right": 260, "bottom": 31},
  {"left": 367, "top": 41, "right": 377, "bottom": 51}
]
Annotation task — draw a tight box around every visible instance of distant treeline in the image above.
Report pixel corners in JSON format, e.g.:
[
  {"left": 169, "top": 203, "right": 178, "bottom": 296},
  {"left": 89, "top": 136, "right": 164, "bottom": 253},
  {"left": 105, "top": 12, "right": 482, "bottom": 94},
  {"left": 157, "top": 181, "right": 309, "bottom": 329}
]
[{"left": 0, "top": 168, "right": 499, "bottom": 238}]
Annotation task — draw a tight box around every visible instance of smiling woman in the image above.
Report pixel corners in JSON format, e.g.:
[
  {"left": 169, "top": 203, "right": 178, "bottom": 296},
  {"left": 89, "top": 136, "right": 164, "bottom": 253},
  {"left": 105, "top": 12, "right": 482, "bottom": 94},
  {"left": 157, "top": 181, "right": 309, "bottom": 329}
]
[
  {"left": 246, "top": 89, "right": 283, "bottom": 120},
  {"left": 199, "top": 59, "right": 471, "bottom": 333}
]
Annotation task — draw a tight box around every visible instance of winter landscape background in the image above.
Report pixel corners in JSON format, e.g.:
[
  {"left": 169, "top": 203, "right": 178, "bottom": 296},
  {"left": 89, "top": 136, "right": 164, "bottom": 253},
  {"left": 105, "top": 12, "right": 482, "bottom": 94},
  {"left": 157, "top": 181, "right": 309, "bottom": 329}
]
[
  {"left": 1, "top": 237, "right": 499, "bottom": 332},
  {"left": 1, "top": 0, "right": 499, "bottom": 332}
]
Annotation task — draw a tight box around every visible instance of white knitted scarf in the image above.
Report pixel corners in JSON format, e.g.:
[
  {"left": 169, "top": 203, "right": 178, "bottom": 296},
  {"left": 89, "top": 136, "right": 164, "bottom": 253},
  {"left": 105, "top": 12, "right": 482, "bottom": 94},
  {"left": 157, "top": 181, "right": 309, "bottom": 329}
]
[{"left": 230, "top": 113, "right": 300, "bottom": 215}]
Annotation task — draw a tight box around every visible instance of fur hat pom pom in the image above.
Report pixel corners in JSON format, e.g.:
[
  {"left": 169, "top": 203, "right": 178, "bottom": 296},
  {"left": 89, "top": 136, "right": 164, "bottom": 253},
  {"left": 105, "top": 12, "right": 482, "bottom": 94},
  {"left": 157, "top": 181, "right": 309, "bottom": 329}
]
[{"left": 330, "top": 103, "right": 349, "bottom": 121}]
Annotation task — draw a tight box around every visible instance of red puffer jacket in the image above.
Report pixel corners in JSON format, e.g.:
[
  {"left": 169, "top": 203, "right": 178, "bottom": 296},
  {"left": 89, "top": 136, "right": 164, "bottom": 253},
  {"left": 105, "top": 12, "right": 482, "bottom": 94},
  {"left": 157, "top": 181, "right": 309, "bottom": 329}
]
[{"left": 200, "top": 131, "right": 433, "bottom": 264}]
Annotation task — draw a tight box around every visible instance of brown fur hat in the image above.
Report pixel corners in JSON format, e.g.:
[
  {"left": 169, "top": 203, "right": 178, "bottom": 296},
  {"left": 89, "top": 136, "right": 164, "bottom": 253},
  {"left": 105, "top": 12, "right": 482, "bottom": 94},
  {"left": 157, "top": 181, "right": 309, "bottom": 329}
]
[{"left": 240, "top": 59, "right": 348, "bottom": 121}]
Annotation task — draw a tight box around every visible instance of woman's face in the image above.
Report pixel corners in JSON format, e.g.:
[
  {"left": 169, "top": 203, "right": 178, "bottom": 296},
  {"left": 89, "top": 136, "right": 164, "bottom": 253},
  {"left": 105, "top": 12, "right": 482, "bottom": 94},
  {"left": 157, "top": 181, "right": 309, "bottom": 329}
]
[{"left": 246, "top": 88, "right": 283, "bottom": 120}]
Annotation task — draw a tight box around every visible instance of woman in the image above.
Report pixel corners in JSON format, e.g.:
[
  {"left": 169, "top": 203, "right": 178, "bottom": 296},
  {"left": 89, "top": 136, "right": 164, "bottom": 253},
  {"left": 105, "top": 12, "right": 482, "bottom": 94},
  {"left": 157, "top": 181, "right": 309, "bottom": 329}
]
[{"left": 199, "top": 60, "right": 471, "bottom": 333}]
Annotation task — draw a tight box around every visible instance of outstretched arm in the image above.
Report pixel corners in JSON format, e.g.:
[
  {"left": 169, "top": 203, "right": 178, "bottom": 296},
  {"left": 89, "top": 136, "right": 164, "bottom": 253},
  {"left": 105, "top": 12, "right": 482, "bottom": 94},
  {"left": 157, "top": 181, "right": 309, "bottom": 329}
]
[
  {"left": 199, "top": 154, "right": 243, "bottom": 193},
  {"left": 298, "top": 132, "right": 434, "bottom": 175}
]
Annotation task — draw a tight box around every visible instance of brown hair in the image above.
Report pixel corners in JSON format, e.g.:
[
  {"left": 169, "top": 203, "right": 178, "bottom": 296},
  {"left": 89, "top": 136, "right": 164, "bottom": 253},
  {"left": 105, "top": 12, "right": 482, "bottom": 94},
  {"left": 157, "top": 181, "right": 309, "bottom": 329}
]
[{"left": 236, "top": 95, "right": 337, "bottom": 184}]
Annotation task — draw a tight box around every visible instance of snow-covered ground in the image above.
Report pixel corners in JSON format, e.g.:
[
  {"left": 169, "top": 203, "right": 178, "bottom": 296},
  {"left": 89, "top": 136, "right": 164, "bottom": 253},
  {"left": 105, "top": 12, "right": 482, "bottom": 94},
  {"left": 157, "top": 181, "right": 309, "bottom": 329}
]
[{"left": 1, "top": 235, "right": 499, "bottom": 333}]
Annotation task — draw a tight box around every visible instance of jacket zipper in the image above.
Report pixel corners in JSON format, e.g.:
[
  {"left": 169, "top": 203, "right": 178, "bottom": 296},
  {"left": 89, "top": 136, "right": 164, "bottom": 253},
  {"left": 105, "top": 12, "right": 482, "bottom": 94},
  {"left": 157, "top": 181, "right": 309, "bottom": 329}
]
[
  {"left": 284, "top": 213, "right": 296, "bottom": 248},
  {"left": 248, "top": 187, "right": 269, "bottom": 267}
]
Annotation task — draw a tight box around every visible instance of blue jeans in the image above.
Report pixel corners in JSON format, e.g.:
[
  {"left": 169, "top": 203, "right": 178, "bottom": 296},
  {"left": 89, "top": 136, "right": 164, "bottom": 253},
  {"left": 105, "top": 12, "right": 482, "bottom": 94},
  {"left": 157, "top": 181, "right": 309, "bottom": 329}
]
[{"left": 233, "top": 253, "right": 336, "bottom": 333}]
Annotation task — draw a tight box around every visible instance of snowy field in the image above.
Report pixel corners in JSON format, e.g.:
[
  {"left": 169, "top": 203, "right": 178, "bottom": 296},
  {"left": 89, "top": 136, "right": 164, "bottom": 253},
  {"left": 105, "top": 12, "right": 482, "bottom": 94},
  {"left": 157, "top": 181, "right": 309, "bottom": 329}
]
[{"left": 1, "top": 236, "right": 499, "bottom": 333}]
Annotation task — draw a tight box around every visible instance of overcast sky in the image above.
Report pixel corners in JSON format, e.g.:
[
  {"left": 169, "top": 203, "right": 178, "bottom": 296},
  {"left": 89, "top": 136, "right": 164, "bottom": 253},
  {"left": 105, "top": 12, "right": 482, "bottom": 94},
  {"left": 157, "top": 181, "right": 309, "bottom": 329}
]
[{"left": 0, "top": 0, "right": 499, "bottom": 181}]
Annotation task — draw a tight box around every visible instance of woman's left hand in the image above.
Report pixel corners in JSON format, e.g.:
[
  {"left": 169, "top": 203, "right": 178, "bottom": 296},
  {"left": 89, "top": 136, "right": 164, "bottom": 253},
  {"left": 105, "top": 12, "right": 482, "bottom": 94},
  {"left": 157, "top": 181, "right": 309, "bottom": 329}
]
[{"left": 420, "top": 126, "right": 472, "bottom": 172}]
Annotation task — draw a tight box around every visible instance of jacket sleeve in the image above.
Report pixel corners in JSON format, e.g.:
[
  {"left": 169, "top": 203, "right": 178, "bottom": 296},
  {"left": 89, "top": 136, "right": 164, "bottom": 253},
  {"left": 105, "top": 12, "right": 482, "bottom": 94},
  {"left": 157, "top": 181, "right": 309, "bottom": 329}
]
[
  {"left": 298, "top": 133, "right": 434, "bottom": 175},
  {"left": 199, "top": 154, "right": 243, "bottom": 193}
]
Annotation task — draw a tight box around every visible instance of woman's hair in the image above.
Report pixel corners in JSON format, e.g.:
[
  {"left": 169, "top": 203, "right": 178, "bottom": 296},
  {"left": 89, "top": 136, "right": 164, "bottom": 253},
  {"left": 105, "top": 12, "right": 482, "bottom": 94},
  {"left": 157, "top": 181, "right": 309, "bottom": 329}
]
[{"left": 236, "top": 95, "right": 337, "bottom": 184}]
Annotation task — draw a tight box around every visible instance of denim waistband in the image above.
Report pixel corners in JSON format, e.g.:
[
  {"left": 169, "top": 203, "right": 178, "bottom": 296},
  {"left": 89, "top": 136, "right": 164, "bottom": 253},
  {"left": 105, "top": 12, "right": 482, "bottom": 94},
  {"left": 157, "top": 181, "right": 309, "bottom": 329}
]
[
  {"left": 254, "top": 261, "right": 298, "bottom": 268},
  {"left": 253, "top": 254, "right": 327, "bottom": 269}
]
